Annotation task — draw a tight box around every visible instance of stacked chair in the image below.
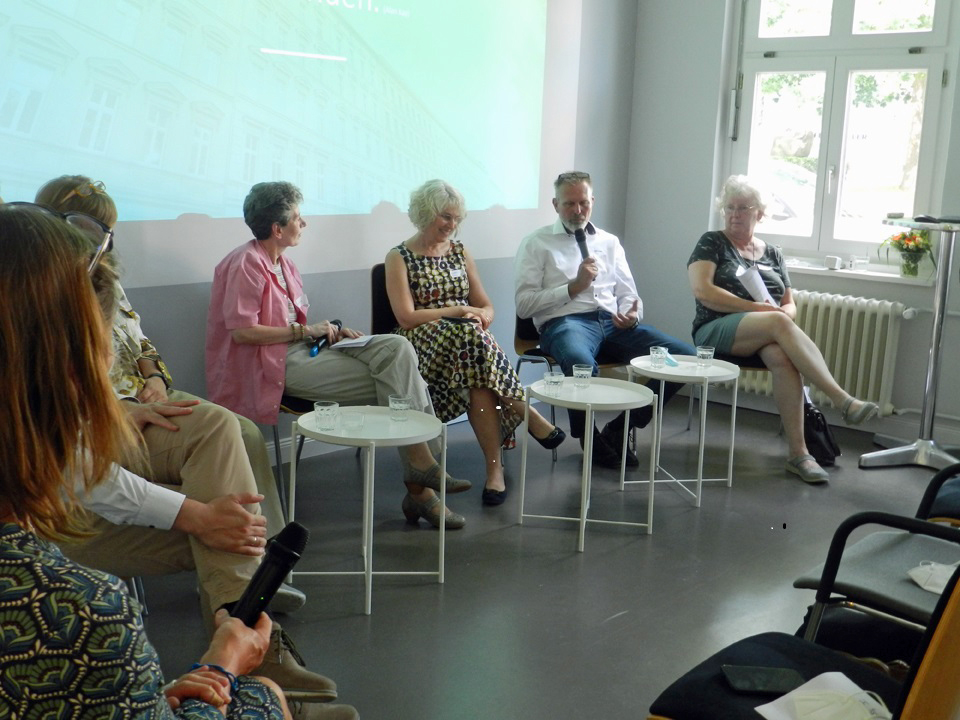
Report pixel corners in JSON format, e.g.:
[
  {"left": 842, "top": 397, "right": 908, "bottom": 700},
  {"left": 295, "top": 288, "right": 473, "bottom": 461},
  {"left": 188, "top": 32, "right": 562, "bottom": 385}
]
[{"left": 647, "top": 463, "right": 960, "bottom": 720}]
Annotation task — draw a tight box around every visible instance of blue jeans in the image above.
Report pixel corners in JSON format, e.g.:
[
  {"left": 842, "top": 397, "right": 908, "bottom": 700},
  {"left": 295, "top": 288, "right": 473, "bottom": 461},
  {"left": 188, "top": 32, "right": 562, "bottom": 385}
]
[{"left": 539, "top": 311, "right": 695, "bottom": 438}]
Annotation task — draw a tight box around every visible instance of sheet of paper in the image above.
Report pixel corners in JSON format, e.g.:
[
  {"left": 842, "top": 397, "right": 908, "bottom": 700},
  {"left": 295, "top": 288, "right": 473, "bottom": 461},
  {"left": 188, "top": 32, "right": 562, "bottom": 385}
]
[
  {"left": 756, "top": 672, "right": 891, "bottom": 720},
  {"left": 736, "top": 264, "right": 778, "bottom": 307},
  {"left": 331, "top": 335, "right": 375, "bottom": 350}
]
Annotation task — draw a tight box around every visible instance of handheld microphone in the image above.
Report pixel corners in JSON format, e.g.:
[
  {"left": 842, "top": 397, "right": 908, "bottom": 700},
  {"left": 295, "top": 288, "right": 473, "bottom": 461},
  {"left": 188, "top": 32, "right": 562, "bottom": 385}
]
[
  {"left": 230, "top": 521, "right": 309, "bottom": 627},
  {"left": 574, "top": 228, "right": 589, "bottom": 260},
  {"left": 309, "top": 319, "right": 342, "bottom": 357}
]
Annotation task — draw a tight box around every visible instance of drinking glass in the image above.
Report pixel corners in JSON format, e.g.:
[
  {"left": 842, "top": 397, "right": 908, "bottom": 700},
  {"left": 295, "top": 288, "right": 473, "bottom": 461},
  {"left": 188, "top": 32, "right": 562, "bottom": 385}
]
[
  {"left": 650, "top": 346, "right": 667, "bottom": 369},
  {"left": 389, "top": 395, "right": 412, "bottom": 422},
  {"left": 543, "top": 371, "right": 564, "bottom": 396},
  {"left": 314, "top": 401, "right": 339, "bottom": 431},
  {"left": 696, "top": 346, "right": 715, "bottom": 369},
  {"left": 572, "top": 364, "right": 592, "bottom": 389}
]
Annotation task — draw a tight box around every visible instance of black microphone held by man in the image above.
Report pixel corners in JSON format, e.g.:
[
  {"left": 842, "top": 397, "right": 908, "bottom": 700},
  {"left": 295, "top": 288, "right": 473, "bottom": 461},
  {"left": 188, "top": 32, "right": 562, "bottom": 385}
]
[{"left": 574, "top": 228, "right": 589, "bottom": 260}]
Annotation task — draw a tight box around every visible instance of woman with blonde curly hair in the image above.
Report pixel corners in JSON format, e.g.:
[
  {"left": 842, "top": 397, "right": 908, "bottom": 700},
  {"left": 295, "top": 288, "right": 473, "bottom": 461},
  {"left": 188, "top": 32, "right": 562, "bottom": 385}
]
[{"left": 385, "top": 179, "right": 566, "bottom": 507}]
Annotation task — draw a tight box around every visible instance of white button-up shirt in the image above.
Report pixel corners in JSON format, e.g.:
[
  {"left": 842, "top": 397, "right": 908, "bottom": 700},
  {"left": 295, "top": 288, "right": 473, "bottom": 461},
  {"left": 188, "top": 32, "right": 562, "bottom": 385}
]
[
  {"left": 76, "top": 463, "right": 184, "bottom": 530},
  {"left": 515, "top": 218, "right": 642, "bottom": 331}
]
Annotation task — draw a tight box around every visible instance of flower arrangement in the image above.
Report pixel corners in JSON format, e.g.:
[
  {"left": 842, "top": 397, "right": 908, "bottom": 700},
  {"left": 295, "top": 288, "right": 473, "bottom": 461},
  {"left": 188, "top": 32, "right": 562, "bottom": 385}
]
[{"left": 878, "top": 229, "right": 935, "bottom": 277}]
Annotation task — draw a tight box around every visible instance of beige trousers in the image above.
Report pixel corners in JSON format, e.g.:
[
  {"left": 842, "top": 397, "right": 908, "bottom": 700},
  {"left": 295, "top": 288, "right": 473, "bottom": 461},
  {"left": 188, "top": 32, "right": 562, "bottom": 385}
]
[
  {"left": 60, "top": 398, "right": 263, "bottom": 616},
  {"left": 284, "top": 334, "right": 432, "bottom": 413}
]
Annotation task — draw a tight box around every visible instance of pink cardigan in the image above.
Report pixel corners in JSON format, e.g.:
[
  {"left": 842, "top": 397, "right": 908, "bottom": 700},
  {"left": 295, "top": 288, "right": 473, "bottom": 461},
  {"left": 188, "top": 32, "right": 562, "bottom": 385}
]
[{"left": 205, "top": 240, "right": 309, "bottom": 424}]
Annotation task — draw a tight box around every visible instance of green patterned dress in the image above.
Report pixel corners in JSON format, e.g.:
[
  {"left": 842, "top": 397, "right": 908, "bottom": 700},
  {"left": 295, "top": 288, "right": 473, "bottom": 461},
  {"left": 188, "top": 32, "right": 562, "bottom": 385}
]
[
  {"left": 394, "top": 241, "right": 523, "bottom": 440},
  {"left": 0, "top": 523, "right": 282, "bottom": 720}
]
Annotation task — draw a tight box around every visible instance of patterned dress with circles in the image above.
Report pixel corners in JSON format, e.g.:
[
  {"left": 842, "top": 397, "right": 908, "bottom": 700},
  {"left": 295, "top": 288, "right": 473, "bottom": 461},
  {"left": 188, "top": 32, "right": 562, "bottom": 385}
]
[
  {"left": 0, "top": 523, "right": 283, "bottom": 720},
  {"left": 393, "top": 242, "right": 523, "bottom": 439}
]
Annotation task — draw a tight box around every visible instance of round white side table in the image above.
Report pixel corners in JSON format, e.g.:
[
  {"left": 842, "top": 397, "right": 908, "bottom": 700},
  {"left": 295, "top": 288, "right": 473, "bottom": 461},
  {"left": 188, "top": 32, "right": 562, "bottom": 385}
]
[
  {"left": 519, "top": 377, "right": 657, "bottom": 551},
  {"left": 629, "top": 355, "right": 740, "bottom": 507},
  {"left": 289, "top": 406, "right": 446, "bottom": 615}
]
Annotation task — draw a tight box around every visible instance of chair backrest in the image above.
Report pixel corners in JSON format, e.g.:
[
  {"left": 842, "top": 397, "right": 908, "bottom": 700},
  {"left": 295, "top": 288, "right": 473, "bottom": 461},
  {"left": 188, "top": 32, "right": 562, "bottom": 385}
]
[
  {"left": 916, "top": 461, "right": 960, "bottom": 526},
  {"left": 370, "top": 263, "right": 399, "bottom": 336},
  {"left": 514, "top": 315, "right": 542, "bottom": 356},
  {"left": 896, "top": 563, "right": 960, "bottom": 718}
]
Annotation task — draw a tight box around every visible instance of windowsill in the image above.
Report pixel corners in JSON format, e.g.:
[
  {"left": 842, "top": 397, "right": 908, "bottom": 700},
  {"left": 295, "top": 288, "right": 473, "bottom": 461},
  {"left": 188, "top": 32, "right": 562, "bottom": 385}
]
[{"left": 784, "top": 258, "right": 936, "bottom": 287}]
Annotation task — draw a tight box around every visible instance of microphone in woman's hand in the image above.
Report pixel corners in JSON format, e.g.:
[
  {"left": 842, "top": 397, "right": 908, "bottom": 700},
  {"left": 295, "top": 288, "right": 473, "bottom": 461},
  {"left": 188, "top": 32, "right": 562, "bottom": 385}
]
[
  {"left": 309, "top": 319, "right": 342, "bottom": 356},
  {"left": 229, "top": 522, "right": 309, "bottom": 627}
]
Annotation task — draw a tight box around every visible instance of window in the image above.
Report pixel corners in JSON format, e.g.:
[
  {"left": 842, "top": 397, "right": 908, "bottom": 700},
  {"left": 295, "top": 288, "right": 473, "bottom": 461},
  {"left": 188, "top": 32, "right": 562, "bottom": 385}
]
[
  {"left": 78, "top": 86, "right": 120, "bottom": 153},
  {"left": 729, "top": 0, "right": 949, "bottom": 256}
]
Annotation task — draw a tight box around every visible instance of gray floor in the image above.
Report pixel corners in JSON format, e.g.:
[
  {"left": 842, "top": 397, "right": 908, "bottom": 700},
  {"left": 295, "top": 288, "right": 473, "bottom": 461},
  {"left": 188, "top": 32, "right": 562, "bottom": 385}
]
[{"left": 141, "top": 400, "right": 933, "bottom": 719}]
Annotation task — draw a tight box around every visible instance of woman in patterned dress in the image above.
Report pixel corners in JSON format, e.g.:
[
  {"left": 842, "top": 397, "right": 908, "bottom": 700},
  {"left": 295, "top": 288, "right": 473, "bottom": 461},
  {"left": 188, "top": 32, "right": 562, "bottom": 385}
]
[
  {"left": 385, "top": 180, "right": 566, "bottom": 506},
  {"left": 0, "top": 204, "right": 292, "bottom": 719}
]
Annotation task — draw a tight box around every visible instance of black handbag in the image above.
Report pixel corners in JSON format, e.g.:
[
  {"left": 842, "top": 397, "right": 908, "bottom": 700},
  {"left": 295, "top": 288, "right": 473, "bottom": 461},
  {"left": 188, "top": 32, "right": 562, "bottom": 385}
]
[{"left": 804, "top": 388, "right": 841, "bottom": 466}]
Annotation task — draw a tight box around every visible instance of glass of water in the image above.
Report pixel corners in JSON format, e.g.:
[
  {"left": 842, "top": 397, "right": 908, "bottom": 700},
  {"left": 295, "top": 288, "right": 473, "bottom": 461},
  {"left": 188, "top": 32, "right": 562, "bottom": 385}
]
[
  {"left": 543, "top": 371, "right": 564, "bottom": 396},
  {"left": 314, "top": 401, "right": 339, "bottom": 431},
  {"left": 696, "top": 346, "right": 715, "bottom": 369},
  {"left": 389, "top": 395, "right": 412, "bottom": 422},
  {"left": 649, "top": 346, "right": 667, "bottom": 369},
  {"left": 572, "top": 364, "right": 592, "bottom": 389}
]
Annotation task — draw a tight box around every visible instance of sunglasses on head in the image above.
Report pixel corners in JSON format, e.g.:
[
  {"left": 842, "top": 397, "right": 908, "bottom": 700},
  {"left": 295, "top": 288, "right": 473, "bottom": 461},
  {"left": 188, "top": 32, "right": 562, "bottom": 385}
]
[{"left": 6, "top": 201, "right": 114, "bottom": 273}]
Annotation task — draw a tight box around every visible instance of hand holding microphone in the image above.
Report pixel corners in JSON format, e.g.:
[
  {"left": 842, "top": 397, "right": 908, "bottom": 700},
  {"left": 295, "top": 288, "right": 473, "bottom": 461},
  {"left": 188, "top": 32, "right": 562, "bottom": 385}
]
[
  {"left": 309, "top": 319, "right": 342, "bottom": 357},
  {"left": 230, "top": 521, "right": 309, "bottom": 626}
]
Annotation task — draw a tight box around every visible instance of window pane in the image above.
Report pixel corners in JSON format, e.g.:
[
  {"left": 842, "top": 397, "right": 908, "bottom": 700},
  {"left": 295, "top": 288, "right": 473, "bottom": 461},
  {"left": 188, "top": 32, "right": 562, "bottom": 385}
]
[
  {"left": 834, "top": 69, "right": 927, "bottom": 242},
  {"left": 758, "top": 0, "right": 832, "bottom": 38},
  {"left": 853, "top": 0, "right": 935, "bottom": 35},
  {"left": 747, "top": 71, "right": 827, "bottom": 237}
]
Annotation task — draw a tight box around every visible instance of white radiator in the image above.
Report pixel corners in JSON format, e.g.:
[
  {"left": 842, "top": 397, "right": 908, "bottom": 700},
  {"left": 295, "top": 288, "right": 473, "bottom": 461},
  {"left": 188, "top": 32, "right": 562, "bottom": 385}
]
[{"left": 737, "top": 290, "right": 906, "bottom": 416}]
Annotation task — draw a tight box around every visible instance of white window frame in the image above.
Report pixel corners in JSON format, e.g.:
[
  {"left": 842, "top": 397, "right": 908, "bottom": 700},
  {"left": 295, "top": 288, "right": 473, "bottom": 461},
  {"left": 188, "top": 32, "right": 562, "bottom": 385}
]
[
  {"left": 733, "top": 52, "right": 945, "bottom": 256},
  {"left": 727, "top": 0, "right": 952, "bottom": 258},
  {"left": 745, "top": 0, "right": 950, "bottom": 53}
]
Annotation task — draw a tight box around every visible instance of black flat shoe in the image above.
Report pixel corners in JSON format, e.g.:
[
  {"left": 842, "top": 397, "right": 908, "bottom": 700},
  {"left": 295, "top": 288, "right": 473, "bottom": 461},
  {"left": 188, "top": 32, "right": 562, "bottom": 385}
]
[
  {"left": 482, "top": 487, "right": 508, "bottom": 506},
  {"left": 532, "top": 426, "right": 566, "bottom": 450}
]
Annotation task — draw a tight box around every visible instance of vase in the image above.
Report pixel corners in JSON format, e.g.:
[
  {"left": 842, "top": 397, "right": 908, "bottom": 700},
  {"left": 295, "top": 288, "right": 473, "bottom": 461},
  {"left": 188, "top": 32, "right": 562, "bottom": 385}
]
[{"left": 900, "top": 251, "right": 923, "bottom": 277}]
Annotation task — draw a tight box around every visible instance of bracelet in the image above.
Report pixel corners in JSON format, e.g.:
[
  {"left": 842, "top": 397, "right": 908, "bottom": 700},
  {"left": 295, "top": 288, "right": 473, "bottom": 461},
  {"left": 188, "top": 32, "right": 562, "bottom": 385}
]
[
  {"left": 189, "top": 663, "right": 239, "bottom": 692},
  {"left": 144, "top": 372, "right": 168, "bottom": 388}
]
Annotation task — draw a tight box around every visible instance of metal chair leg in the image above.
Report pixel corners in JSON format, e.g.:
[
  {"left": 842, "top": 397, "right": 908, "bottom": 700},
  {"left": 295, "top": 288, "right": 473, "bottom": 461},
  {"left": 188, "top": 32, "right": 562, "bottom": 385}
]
[{"left": 272, "top": 424, "right": 288, "bottom": 521}]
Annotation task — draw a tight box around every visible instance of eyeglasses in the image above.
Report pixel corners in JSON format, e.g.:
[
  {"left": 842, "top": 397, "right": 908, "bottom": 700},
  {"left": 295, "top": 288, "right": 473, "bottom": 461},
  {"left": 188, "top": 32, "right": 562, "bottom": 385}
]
[
  {"left": 438, "top": 212, "right": 463, "bottom": 225},
  {"left": 724, "top": 204, "right": 757, "bottom": 216},
  {"left": 62, "top": 180, "right": 107, "bottom": 203},
  {"left": 556, "top": 171, "right": 591, "bottom": 184},
  {"left": 6, "top": 202, "right": 114, "bottom": 273}
]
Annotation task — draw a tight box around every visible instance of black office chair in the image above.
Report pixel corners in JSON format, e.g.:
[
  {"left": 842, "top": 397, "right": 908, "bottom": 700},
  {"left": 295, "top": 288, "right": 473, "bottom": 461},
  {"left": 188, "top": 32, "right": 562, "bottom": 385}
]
[
  {"left": 648, "top": 562, "right": 960, "bottom": 720},
  {"left": 370, "top": 263, "right": 398, "bottom": 335}
]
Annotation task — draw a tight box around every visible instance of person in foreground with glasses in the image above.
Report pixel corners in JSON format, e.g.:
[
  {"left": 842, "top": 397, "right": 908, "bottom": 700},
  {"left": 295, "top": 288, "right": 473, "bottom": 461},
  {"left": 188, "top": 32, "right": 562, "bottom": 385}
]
[
  {"left": 687, "top": 174, "right": 879, "bottom": 484},
  {"left": 0, "top": 205, "right": 295, "bottom": 719},
  {"left": 31, "top": 177, "right": 351, "bottom": 715},
  {"left": 384, "top": 179, "right": 566, "bottom": 508},
  {"left": 35, "top": 175, "right": 291, "bottom": 544},
  {"left": 207, "top": 181, "right": 470, "bottom": 529},
  {"left": 515, "top": 171, "right": 695, "bottom": 469}
]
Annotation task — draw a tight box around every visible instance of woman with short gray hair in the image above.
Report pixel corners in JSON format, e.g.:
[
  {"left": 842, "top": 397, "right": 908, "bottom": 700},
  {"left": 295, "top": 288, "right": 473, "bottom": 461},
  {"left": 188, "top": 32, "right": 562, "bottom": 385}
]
[{"left": 687, "top": 174, "right": 878, "bottom": 484}]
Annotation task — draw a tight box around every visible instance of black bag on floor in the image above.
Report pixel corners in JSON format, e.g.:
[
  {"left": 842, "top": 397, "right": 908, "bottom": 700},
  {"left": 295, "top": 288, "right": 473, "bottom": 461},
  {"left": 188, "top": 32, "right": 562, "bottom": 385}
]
[{"left": 804, "top": 387, "right": 841, "bottom": 466}]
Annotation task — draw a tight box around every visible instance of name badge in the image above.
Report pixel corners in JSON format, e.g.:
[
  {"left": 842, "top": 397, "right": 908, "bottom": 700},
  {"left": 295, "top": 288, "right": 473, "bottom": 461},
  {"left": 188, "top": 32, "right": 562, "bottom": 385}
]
[{"left": 450, "top": 269, "right": 464, "bottom": 278}]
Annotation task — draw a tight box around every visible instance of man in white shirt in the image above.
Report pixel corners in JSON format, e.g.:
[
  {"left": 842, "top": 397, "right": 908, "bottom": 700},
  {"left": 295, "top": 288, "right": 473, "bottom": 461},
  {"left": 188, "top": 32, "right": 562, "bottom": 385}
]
[{"left": 515, "top": 171, "right": 694, "bottom": 468}]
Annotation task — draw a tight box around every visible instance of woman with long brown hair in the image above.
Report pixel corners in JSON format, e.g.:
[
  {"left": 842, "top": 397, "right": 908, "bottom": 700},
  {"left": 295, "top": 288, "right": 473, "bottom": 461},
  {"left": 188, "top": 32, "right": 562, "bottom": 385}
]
[{"left": 0, "top": 204, "right": 291, "bottom": 717}]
